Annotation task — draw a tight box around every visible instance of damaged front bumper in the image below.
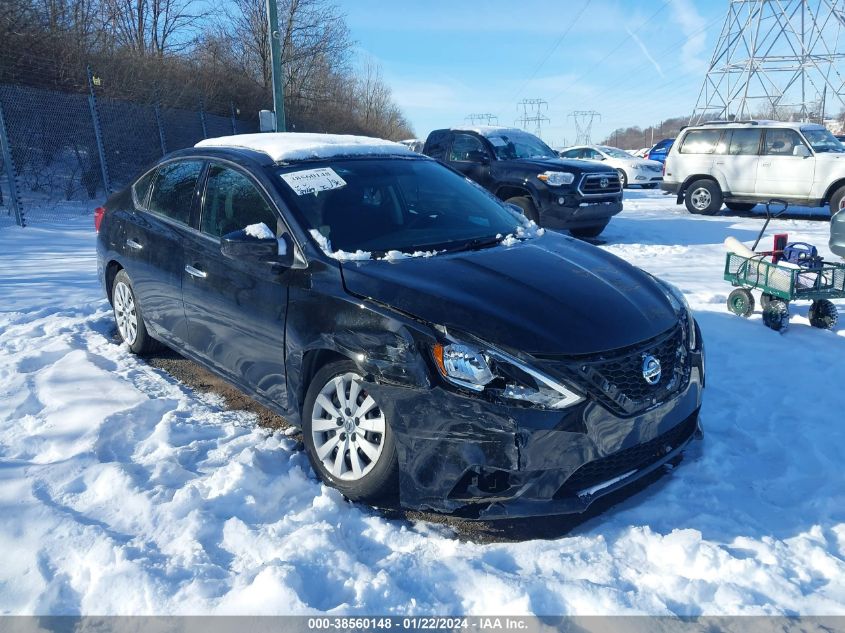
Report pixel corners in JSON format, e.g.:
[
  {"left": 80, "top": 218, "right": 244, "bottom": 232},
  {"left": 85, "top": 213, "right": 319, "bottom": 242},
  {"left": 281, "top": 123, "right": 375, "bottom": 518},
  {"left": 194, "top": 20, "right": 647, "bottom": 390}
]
[{"left": 366, "top": 352, "right": 704, "bottom": 520}]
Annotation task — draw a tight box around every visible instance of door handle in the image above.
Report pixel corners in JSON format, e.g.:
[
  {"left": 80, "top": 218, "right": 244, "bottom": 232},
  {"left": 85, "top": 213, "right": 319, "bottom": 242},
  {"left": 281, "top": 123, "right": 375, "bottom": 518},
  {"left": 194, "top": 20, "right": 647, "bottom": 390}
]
[
  {"left": 126, "top": 238, "right": 143, "bottom": 250},
  {"left": 715, "top": 161, "right": 725, "bottom": 165},
  {"left": 185, "top": 265, "right": 207, "bottom": 279},
  {"left": 761, "top": 161, "right": 772, "bottom": 167}
]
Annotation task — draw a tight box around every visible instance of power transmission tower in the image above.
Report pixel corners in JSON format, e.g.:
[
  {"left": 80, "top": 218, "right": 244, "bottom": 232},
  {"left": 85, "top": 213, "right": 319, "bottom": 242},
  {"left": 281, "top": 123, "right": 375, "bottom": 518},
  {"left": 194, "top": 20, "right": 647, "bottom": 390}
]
[
  {"left": 692, "top": 0, "right": 845, "bottom": 124},
  {"left": 465, "top": 113, "right": 499, "bottom": 126},
  {"left": 568, "top": 110, "right": 601, "bottom": 144},
  {"left": 515, "top": 99, "right": 550, "bottom": 138}
]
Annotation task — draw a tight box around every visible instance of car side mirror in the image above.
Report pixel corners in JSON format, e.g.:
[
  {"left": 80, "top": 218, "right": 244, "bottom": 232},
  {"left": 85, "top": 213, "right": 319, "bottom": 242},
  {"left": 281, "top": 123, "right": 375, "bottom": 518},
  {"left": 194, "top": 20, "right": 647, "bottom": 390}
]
[
  {"left": 793, "top": 145, "right": 811, "bottom": 158},
  {"left": 467, "top": 150, "right": 490, "bottom": 164},
  {"left": 221, "top": 228, "right": 298, "bottom": 268}
]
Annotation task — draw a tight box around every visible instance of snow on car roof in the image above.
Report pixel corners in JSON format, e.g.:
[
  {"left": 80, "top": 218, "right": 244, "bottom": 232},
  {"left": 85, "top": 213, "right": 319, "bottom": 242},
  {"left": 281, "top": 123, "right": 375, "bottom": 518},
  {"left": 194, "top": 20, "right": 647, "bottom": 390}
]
[
  {"left": 450, "top": 125, "right": 524, "bottom": 137},
  {"left": 195, "top": 133, "right": 414, "bottom": 163}
]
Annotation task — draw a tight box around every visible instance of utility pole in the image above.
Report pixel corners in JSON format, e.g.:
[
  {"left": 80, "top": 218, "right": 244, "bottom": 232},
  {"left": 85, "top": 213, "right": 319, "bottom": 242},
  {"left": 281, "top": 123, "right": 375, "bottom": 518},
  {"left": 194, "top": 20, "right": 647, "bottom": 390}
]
[
  {"left": 465, "top": 113, "right": 499, "bottom": 126},
  {"left": 568, "top": 110, "right": 601, "bottom": 145},
  {"left": 267, "top": 0, "right": 286, "bottom": 132},
  {"left": 692, "top": 0, "right": 845, "bottom": 123},
  {"left": 515, "top": 99, "right": 550, "bottom": 138}
]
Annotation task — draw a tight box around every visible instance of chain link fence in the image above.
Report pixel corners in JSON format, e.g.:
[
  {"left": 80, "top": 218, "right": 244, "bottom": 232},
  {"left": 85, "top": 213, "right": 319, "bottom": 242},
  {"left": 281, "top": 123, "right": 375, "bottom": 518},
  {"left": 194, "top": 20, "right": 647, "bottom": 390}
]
[{"left": 0, "top": 70, "right": 259, "bottom": 227}]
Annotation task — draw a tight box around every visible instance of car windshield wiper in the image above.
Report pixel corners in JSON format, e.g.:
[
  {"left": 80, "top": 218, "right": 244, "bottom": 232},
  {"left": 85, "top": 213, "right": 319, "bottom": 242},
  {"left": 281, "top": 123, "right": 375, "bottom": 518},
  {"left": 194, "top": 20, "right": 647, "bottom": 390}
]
[{"left": 442, "top": 235, "right": 504, "bottom": 253}]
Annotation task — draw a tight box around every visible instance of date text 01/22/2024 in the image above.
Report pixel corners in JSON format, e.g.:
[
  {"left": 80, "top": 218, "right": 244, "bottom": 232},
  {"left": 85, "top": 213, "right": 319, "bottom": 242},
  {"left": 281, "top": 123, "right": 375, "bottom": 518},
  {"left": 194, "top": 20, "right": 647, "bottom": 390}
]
[{"left": 306, "top": 617, "right": 529, "bottom": 630}]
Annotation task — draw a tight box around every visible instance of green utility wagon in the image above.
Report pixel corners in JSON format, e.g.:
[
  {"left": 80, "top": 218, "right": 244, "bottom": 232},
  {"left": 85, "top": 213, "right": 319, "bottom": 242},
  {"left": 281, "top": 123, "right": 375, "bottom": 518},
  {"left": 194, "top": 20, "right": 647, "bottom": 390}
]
[{"left": 723, "top": 201, "right": 844, "bottom": 332}]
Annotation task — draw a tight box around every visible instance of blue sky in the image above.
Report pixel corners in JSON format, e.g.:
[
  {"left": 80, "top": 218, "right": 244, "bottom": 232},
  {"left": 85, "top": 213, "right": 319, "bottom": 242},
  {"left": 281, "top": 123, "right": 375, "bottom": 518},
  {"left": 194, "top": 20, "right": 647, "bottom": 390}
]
[{"left": 343, "top": 0, "right": 727, "bottom": 148}]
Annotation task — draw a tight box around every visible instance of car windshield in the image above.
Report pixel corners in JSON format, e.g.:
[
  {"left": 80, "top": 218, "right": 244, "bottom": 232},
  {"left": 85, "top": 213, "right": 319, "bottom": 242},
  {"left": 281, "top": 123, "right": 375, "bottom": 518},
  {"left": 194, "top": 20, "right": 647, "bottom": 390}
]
[
  {"left": 600, "top": 147, "right": 634, "bottom": 159},
  {"left": 801, "top": 127, "right": 845, "bottom": 153},
  {"left": 485, "top": 130, "right": 557, "bottom": 160},
  {"left": 274, "top": 158, "right": 524, "bottom": 255}
]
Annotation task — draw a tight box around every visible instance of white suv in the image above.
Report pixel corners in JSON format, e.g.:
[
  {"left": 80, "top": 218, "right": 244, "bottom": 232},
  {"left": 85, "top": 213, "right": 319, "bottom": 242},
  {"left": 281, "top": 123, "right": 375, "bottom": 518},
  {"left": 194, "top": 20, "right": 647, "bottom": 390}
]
[{"left": 662, "top": 120, "right": 845, "bottom": 215}]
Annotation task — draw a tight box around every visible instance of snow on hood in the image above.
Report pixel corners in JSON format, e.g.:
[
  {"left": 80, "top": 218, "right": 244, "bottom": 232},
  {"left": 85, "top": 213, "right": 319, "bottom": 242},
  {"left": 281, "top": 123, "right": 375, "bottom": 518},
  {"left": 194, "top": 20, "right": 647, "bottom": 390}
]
[{"left": 196, "top": 133, "right": 414, "bottom": 163}]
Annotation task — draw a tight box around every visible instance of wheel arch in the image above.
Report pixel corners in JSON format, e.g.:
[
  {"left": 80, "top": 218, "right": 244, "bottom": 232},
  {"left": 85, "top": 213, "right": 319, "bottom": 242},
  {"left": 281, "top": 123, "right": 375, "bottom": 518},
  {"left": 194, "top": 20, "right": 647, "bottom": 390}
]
[
  {"left": 822, "top": 178, "right": 845, "bottom": 206},
  {"left": 298, "top": 348, "right": 350, "bottom": 415},
  {"left": 105, "top": 260, "right": 124, "bottom": 305},
  {"left": 495, "top": 184, "right": 534, "bottom": 205},
  {"left": 680, "top": 174, "right": 723, "bottom": 196}
]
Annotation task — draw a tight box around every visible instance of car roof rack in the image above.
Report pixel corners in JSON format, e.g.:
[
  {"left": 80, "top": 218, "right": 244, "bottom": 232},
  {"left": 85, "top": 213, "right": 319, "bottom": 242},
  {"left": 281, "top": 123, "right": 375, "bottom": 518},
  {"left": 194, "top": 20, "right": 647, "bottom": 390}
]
[{"left": 699, "top": 120, "right": 760, "bottom": 126}]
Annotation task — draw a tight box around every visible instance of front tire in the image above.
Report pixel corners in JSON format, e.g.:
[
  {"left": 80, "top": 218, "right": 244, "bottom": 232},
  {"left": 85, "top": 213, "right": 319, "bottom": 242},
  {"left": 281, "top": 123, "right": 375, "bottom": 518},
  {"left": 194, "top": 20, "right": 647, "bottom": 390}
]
[
  {"left": 570, "top": 221, "right": 609, "bottom": 238},
  {"left": 763, "top": 300, "right": 790, "bottom": 332},
  {"left": 726, "top": 202, "right": 757, "bottom": 213},
  {"left": 302, "top": 360, "right": 398, "bottom": 502},
  {"left": 506, "top": 195, "right": 540, "bottom": 224},
  {"left": 112, "top": 269, "right": 159, "bottom": 355},
  {"left": 685, "top": 179, "right": 723, "bottom": 215},
  {"left": 727, "top": 288, "right": 755, "bottom": 317},
  {"left": 829, "top": 185, "right": 845, "bottom": 216},
  {"left": 617, "top": 169, "right": 628, "bottom": 188}
]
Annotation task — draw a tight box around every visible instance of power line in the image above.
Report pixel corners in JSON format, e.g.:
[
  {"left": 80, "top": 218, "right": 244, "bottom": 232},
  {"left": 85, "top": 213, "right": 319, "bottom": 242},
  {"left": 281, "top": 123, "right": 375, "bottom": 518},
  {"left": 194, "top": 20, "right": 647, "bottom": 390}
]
[
  {"left": 548, "top": 0, "right": 675, "bottom": 103},
  {"left": 509, "top": 0, "right": 593, "bottom": 102}
]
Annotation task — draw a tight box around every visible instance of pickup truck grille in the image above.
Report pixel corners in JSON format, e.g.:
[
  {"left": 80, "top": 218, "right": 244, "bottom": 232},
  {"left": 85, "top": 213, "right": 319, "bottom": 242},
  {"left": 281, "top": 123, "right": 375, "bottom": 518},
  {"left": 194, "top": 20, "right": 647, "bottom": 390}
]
[{"left": 578, "top": 173, "right": 622, "bottom": 196}]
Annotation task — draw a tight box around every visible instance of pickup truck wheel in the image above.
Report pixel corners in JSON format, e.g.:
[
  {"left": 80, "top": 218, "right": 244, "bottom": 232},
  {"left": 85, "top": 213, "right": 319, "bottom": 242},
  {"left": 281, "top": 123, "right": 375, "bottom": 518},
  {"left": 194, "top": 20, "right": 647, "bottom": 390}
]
[
  {"left": 302, "top": 360, "right": 399, "bottom": 502},
  {"left": 506, "top": 196, "right": 540, "bottom": 224},
  {"left": 829, "top": 185, "right": 845, "bottom": 215},
  {"left": 570, "top": 221, "right": 609, "bottom": 239},
  {"left": 685, "top": 179, "right": 723, "bottom": 215},
  {"left": 725, "top": 202, "right": 756, "bottom": 212},
  {"left": 617, "top": 169, "right": 628, "bottom": 188}
]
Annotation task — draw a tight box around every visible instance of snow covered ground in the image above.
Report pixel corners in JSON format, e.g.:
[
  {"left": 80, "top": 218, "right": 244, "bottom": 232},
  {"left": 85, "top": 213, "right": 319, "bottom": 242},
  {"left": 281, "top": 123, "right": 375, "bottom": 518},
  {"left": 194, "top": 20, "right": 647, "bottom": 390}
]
[{"left": 1, "top": 190, "right": 844, "bottom": 616}]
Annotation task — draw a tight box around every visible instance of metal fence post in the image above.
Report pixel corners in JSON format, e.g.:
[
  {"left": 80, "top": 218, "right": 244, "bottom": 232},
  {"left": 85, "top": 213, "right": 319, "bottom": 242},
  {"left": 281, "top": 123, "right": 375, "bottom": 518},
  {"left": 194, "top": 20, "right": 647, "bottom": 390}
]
[
  {"left": 199, "top": 99, "right": 208, "bottom": 139},
  {"left": 230, "top": 102, "right": 238, "bottom": 135},
  {"left": 153, "top": 101, "right": 167, "bottom": 156},
  {"left": 153, "top": 102, "right": 168, "bottom": 156},
  {"left": 86, "top": 65, "right": 112, "bottom": 195},
  {"left": 0, "top": 100, "right": 25, "bottom": 227}
]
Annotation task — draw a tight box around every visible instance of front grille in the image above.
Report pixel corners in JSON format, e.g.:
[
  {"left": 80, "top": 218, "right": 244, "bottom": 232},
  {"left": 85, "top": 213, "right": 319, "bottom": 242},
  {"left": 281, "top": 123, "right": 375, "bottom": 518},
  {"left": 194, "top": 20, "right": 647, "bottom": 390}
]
[
  {"left": 554, "top": 412, "right": 699, "bottom": 498},
  {"left": 543, "top": 322, "right": 692, "bottom": 416},
  {"left": 579, "top": 173, "right": 622, "bottom": 195}
]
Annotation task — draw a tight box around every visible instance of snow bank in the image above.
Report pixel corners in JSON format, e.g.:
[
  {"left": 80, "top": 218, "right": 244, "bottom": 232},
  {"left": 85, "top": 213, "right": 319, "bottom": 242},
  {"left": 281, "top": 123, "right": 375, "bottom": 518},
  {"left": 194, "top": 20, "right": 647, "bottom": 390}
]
[
  {"left": 1, "top": 197, "right": 844, "bottom": 616},
  {"left": 196, "top": 133, "right": 413, "bottom": 163}
]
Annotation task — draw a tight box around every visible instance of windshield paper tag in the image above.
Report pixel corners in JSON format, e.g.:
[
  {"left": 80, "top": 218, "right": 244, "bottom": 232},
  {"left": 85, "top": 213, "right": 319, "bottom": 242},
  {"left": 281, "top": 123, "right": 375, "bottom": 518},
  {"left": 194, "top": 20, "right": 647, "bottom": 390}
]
[
  {"left": 280, "top": 167, "right": 346, "bottom": 195},
  {"left": 488, "top": 136, "right": 507, "bottom": 147}
]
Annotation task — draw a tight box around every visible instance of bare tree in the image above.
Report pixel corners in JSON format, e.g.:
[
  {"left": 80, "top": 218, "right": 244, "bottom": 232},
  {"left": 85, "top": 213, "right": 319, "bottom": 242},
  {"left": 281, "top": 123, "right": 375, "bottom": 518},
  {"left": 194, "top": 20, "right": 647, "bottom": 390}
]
[{"left": 101, "top": 0, "right": 210, "bottom": 55}]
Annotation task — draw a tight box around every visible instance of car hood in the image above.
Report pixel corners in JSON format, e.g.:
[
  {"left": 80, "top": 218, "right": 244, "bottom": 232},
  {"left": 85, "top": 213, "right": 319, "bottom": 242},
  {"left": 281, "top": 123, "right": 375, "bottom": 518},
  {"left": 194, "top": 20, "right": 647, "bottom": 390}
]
[
  {"left": 503, "top": 157, "right": 617, "bottom": 173},
  {"left": 339, "top": 233, "right": 679, "bottom": 355},
  {"left": 813, "top": 151, "right": 845, "bottom": 161}
]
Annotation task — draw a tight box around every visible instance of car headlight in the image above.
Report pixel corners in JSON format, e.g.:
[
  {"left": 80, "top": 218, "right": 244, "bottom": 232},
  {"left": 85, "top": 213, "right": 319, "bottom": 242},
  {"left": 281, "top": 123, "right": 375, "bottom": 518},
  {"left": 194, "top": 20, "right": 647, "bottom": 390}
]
[
  {"left": 537, "top": 171, "right": 575, "bottom": 186},
  {"left": 652, "top": 277, "right": 697, "bottom": 350},
  {"left": 432, "top": 341, "right": 584, "bottom": 409}
]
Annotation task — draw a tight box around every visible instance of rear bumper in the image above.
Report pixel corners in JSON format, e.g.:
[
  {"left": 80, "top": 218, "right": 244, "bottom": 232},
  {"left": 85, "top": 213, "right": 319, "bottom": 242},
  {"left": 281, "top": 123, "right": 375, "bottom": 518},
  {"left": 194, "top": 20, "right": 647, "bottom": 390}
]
[{"left": 369, "top": 348, "right": 704, "bottom": 519}]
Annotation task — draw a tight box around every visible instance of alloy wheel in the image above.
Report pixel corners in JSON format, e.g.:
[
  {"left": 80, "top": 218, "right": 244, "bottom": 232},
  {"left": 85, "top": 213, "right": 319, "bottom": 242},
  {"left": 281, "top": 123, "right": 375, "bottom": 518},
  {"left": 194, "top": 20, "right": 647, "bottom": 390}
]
[
  {"left": 690, "top": 187, "right": 712, "bottom": 211},
  {"left": 310, "top": 372, "right": 386, "bottom": 481},
  {"left": 113, "top": 281, "right": 138, "bottom": 345}
]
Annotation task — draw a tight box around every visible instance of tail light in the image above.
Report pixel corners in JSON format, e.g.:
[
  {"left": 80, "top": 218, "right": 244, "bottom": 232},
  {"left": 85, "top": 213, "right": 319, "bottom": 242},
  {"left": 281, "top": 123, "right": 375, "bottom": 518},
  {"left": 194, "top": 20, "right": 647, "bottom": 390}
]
[
  {"left": 662, "top": 161, "right": 666, "bottom": 177},
  {"left": 94, "top": 206, "right": 106, "bottom": 232}
]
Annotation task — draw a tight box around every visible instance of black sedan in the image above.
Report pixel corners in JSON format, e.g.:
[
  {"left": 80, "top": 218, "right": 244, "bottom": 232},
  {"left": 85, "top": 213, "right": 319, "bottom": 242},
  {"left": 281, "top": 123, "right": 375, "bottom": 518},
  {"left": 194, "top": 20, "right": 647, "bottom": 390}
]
[{"left": 95, "top": 133, "right": 704, "bottom": 519}]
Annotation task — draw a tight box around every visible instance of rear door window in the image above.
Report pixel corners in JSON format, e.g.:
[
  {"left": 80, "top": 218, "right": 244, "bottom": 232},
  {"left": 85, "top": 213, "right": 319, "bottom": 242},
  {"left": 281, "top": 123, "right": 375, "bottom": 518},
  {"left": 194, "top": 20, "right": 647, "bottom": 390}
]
[
  {"left": 148, "top": 160, "right": 204, "bottom": 225},
  {"left": 679, "top": 130, "right": 723, "bottom": 154},
  {"left": 448, "top": 134, "right": 486, "bottom": 162},
  {"left": 201, "top": 164, "right": 279, "bottom": 238},
  {"left": 726, "top": 129, "right": 762, "bottom": 155}
]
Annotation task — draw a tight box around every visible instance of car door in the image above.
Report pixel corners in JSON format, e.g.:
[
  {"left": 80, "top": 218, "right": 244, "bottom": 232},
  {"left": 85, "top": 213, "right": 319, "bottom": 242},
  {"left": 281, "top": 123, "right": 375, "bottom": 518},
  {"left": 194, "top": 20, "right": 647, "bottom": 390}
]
[
  {"left": 180, "top": 161, "right": 290, "bottom": 408},
  {"left": 756, "top": 128, "right": 815, "bottom": 198},
  {"left": 122, "top": 159, "right": 204, "bottom": 344},
  {"left": 715, "top": 128, "right": 761, "bottom": 196},
  {"left": 446, "top": 132, "right": 493, "bottom": 188}
]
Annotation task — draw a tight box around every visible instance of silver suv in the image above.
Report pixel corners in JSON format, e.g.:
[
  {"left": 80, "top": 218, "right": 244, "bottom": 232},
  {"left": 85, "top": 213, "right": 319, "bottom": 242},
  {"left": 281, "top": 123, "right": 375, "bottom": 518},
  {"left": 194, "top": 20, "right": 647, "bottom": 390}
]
[{"left": 662, "top": 120, "right": 845, "bottom": 215}]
